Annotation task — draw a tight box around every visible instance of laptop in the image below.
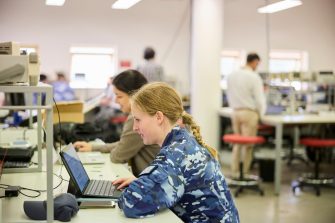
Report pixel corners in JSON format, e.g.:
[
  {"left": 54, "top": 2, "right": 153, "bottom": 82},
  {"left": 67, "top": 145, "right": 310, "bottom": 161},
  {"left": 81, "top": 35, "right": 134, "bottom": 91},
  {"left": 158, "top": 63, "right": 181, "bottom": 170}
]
[
  {"left": 265, "top": 105, "right": 285, "bottom": 115},
  {"left": 59, "top": 144, "right": 122, "bottom": 200}
]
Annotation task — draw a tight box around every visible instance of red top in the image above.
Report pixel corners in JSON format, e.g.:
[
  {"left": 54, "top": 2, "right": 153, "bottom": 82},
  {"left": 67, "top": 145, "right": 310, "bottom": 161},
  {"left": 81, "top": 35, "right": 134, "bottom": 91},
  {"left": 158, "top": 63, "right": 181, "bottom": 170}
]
[
  {"left": 223, "top": 134, "right": 265, "bottom": 145},
  {"left": 300, "top": 138, "right": 335, "bottom": 148}
]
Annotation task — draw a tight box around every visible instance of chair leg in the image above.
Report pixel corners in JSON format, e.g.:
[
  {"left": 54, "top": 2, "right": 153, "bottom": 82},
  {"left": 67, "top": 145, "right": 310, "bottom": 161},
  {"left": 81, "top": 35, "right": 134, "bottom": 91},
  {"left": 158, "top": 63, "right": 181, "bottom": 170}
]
[
  {"left": 286, "top": 145, "right": 308, "bottom": 166},
  {"left": 315, "top": 185, "right": 321, "bottom": 196},
  {"left": 239, "top": 161, "right": 244, "bottom": 180}
]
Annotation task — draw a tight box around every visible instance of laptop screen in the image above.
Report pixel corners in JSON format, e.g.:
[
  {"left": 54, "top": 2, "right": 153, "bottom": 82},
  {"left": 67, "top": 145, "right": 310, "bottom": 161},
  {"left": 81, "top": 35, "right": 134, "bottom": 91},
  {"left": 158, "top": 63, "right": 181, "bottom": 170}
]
[
  {"left": 61, "top": 145, "right": 90, "bottom": 192},
  {"left": 265, "top": 105, "right": 285, "bottom": 115}
]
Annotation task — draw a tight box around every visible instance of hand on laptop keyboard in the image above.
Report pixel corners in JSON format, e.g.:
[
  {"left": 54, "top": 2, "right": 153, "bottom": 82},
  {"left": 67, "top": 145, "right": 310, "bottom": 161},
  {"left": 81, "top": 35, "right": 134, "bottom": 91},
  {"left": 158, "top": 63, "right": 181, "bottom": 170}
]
[{"left": 112, "top": 176, "right": 137, "bottom": 190}]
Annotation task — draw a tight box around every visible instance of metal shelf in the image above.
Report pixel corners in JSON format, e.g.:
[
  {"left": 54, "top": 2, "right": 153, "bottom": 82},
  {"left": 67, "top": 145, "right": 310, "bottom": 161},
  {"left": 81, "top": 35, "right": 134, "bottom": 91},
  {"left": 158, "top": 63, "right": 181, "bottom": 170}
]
[{"left": 0, "top": 83, "right": 54, "bottom": 223}]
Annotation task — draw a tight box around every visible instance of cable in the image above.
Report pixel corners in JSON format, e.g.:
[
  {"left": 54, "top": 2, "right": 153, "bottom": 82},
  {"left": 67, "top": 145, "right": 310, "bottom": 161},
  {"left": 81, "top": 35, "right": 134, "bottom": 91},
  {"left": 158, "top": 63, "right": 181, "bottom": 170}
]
[
  {"left": 18, "top": 187, "right": 41, "bottom": 198},
  {"left": 0, "top": 172, "right": 69, "bottom": 199},
  {"left": 0, "top": 146, "right": 8, "bottom": 166},
  {"left": 53, "top": 97, "right": 62, "bottom": 149}
]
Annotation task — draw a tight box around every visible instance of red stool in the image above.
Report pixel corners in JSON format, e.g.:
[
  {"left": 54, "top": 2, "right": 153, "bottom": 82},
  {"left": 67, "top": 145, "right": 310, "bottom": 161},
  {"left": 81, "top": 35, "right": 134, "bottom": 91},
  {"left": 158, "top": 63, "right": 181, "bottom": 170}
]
[
  {"left": 257, "top": 124, "right": 274, "bottom": 134},
  {"left": 292, "top": 138, "right": 335, "bottom": 196},
  {"left": 223, "top": 134, "right": 265, "bottom": 197}
]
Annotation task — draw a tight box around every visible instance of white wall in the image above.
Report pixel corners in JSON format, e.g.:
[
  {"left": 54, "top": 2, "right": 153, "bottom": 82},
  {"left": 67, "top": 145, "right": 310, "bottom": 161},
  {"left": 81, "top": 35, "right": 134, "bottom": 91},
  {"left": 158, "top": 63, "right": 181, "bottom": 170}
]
[
  {"left": 224, "top": 0, "right": 335, "bottom": 72},
  {"left": 1, "top": 0, "right": 334, "bottom": 95},
  {"left": 0, "top": 0, "right": 191, "bottom": 94}
]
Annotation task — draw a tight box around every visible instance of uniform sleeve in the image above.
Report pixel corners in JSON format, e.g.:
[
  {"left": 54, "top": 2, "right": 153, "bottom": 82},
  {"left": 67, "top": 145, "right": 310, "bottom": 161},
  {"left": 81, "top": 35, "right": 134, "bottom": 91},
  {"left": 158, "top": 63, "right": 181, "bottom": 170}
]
[
  {"left": 118, "top": 162, "right": 185, "bottom": 218},
  {"left": 109, "top": 117, "right": 145, "bottom": 163}
]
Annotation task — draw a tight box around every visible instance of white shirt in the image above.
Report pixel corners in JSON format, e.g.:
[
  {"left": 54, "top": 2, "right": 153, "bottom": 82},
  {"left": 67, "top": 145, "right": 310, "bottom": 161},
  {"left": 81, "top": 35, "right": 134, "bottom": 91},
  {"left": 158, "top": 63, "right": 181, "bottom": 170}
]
[
  {"left": 137, "top": 59, "right": 164, "bottom": 82},
  {"left": 226, "top": 67, "right": 266, "bottom": 116}
]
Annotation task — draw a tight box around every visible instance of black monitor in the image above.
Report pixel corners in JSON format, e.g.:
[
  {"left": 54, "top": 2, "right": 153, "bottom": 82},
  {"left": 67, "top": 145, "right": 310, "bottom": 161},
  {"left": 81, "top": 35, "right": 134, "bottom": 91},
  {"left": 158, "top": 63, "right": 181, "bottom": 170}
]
[{"left": 4, "top": 93, "right": 25, "bottom": 106}]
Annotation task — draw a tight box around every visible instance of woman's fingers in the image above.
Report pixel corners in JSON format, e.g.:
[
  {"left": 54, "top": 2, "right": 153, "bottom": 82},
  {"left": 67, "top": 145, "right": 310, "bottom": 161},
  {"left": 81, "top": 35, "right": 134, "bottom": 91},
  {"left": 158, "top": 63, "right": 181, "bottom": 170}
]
[
  {"left": 113, "top": 176, "right": 137, "bottom": 189},
  {"left": 112, "top": 177, "right": 128, "bottom": 185}
]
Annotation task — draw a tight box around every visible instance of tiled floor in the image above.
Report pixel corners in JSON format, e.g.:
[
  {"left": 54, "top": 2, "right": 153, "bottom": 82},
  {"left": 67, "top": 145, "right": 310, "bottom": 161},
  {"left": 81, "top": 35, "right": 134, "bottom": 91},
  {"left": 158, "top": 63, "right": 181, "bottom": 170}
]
[{"left": 220, "top": 150, "right": 335, "bottom": 223}]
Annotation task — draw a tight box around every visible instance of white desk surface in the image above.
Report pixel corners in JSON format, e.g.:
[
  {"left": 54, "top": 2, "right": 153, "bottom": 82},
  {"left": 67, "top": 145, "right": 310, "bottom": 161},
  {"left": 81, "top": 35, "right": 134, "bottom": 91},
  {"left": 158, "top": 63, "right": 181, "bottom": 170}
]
[{"left": 1, "top": 154, "right": 182, "bottom": 223}]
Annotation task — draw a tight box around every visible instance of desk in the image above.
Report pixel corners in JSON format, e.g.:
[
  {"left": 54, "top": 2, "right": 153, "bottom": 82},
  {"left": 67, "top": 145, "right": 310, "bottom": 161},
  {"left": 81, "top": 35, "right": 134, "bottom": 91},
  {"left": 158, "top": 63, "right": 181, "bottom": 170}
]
[
  {"left": 219, "top": 107, "right": 335, "bottom": 195},
  {"left": 1, "top": 154, "right": 182, "bottom": 223}
]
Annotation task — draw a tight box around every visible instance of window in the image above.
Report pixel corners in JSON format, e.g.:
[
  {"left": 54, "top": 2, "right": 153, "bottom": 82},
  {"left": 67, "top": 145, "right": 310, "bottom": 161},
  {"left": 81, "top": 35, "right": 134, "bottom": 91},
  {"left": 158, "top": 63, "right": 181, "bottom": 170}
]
[
  {"left": 20, "top": 44, "right": 39, "bottom": 55},
  {"left": 269, "top": 49, "right": 308, "bottom": 73},
  {"left": 220, "top": 49, "right": 245, "bottom": 89},
  {"left": 69, "top": 47, "right": 117, "bottom": 88}
]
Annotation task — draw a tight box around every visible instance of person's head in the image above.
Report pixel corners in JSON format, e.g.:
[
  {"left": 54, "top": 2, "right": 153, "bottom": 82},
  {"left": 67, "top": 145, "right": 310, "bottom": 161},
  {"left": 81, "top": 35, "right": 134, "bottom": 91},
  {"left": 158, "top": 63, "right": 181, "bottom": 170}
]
[
  {"left": 246, "top": 53, "right": 260, "bottom": 71},
  {"left": 143, "top": 47, "right": 155, "bottom": 60},
  {"left": 56, "top": 72, "right": 66, "bottom": 81},
  {"left": 112, "top": 69, "right": 148, "bottom": 113},
  {"left": 39, "top": 74, "right": 47, "bottom": 83},
  {"left": 131, "top": 82, "right": 217, "bottom": 158}
]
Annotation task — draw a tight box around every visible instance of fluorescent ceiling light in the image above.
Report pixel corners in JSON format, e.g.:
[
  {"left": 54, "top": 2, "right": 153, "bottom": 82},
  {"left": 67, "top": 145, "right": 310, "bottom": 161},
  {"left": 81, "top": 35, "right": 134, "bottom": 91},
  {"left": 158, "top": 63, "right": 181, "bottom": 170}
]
[
  {"left": 45, "top": 0, "right": 65, "bottom": 6},
  {"left": 112, "top": 0, "right": 142, "bottom": 9},
  {"left": 258, "top": 0, "right": 302, "bottom": 14}
]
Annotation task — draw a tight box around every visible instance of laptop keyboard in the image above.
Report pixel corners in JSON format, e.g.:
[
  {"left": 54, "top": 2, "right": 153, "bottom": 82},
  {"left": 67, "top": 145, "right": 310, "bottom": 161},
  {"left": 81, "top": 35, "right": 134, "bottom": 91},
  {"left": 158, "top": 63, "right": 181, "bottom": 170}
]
[
  {"left": 86, "top": 180, "right": 116, "bottom": 197},
  {"left": 4, "top": 161, "right": 30, "bottom": 168}
]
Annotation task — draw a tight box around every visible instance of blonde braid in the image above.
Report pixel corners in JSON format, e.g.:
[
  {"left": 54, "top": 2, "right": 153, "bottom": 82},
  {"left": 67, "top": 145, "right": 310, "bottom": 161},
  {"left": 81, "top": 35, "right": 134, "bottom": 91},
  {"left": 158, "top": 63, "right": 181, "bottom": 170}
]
[{"left": 181, "top": 112, "right": 218, "bottom": 159}]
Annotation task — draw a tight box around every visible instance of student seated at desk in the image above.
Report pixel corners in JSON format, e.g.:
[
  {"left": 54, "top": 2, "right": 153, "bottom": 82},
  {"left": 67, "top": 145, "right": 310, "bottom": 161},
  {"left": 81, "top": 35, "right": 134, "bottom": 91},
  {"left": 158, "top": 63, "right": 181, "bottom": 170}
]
[
  {"left": 52, "top": 72, "right": 76, "bottom": 102},
  {"left": 74, "top": 70, "right": 160, "bottom": 176},
  {"left": 113, "top": 83, "right": 239, "bottom": 223}
]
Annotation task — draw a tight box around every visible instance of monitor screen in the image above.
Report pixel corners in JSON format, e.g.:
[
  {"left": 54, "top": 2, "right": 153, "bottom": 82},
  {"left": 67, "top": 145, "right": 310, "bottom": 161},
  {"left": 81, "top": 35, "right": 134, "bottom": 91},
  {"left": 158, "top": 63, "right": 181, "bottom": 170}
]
[
  {"left": 61, "top": 145, "right": 90, "bottom": 192},
  {"left": 4, "top": 93, "right": 25, "bottom": 106}
]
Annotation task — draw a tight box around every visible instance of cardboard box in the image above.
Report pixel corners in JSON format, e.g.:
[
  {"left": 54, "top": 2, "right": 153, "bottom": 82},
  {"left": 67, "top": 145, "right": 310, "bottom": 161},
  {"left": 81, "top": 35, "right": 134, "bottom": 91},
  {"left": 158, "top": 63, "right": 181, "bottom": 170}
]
[{"left": 52, "top": 101, "right": 84, "bottom": 124}]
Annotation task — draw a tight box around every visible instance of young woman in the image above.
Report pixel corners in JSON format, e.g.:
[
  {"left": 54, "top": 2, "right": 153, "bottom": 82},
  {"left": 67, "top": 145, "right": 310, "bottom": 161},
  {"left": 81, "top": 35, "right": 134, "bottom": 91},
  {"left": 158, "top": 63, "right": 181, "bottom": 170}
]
[
  {"left": 74, "top": 70, "right": 160, "bottom": 176},
  {"left": 113, "top": 82, "right": 239, "bottom": 222}
]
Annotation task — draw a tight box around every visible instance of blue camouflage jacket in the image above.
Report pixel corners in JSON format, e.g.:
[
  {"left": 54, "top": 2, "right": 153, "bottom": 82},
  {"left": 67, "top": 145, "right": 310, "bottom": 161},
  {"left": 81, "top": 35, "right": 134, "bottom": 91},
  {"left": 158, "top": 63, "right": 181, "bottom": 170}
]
[{"left": 118, "top": 126, "right": 240, "bottom": 223}]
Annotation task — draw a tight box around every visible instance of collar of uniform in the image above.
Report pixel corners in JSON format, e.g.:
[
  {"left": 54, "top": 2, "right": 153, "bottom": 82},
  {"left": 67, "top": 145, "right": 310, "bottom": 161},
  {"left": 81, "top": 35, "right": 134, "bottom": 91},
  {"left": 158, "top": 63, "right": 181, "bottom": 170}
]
[{"left": 161, "top": 126, "right": 186, "bottom": 148}]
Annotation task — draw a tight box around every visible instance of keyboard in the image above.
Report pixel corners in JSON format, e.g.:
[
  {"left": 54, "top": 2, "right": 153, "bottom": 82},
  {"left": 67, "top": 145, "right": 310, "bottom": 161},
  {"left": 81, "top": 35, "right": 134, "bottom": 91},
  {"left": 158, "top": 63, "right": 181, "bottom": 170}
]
[
  {"left": 4, "top": 161, "right": 30, "bottom": 168},
  {"left": 85, "top": 180, "right": 116, "bottom": 197}
]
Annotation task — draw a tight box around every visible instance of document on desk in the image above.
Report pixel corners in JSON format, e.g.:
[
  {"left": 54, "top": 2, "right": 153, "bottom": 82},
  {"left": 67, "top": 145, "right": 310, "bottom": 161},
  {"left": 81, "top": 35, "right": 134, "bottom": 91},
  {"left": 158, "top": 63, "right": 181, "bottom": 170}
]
[{"left": 77, "top": 152, "right": 105, "bottom": 164}]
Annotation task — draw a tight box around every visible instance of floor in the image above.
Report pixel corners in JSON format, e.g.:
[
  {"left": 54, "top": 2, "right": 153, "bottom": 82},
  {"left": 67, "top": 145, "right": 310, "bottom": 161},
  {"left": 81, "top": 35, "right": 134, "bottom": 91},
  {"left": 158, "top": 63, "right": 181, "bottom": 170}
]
[{"left": 219, "top": 149, "right": 335, "bottom": 223}]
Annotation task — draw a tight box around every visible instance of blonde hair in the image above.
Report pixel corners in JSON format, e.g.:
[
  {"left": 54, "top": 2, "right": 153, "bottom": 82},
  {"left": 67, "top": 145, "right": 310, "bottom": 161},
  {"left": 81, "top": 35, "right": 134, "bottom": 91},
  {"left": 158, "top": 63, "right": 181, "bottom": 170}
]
[{"left": 131, "top": 82, "right": 217, "bottom": 159}]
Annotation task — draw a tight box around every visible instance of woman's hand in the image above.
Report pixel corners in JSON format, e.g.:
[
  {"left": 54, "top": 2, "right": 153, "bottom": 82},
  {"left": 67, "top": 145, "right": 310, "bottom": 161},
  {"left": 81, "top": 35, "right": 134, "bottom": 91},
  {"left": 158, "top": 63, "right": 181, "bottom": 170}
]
[
  {"left": 73, "top": 141, "right": 92, "bottom": 152},
  {"left": 113, "top": 176, "right": 137, "bottom": 190}
]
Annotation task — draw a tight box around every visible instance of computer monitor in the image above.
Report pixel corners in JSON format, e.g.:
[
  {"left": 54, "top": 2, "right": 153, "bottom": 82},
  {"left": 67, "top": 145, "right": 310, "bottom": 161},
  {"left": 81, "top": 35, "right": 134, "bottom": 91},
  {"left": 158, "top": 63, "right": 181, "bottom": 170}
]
[
  {"left": 317, "top": 70, "right": 335, "bottom": 83},
  {"left": 4, "top": 92, "right": 25, "bottom": 106}
]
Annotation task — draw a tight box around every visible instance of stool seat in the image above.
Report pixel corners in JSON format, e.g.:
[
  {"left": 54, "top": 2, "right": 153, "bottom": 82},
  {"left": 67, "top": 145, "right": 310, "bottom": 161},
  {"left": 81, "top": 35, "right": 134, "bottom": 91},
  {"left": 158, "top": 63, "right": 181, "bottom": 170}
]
[
  {"left": 292, "top": 137, "right": 335, "bottom": 196},
  {"left": 223, "top": 134, "right": 265, "bottom": 145},
  {"left": 223, "top": 134, "right": 265, "bottom": 197},
  {"left": 257, "top": 124, "right": 274, "bottom": 133},
  {"left": 300, "top": 138, "right": 335, "bottom": 148}
]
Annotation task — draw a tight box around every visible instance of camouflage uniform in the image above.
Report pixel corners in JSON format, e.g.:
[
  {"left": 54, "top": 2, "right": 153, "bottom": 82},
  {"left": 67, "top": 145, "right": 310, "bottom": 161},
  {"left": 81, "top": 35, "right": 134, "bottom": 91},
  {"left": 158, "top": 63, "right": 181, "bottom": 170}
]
[{"left": 118, "top": 126, "right": 239, "bottom": 223}]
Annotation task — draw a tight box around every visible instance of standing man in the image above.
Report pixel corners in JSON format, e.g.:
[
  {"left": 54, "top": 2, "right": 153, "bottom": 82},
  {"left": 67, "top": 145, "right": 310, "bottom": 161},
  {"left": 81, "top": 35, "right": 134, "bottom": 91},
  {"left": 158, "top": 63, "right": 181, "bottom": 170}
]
[
  {"left": 137, "top": 47, "right": 165, "bottom": 82},
  {"left": 226, "top": 53, "right": 266, "bottom": 177}
]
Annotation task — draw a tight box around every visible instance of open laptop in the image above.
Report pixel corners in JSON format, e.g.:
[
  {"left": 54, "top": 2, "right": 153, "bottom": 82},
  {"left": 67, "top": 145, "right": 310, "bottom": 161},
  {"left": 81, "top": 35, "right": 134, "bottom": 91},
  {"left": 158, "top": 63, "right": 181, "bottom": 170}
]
[
  {"left": 59, "top": 144, "right": 122, "bottom": 200},
  {"left": 265, "top": 105, "right": 285, "bottom": 115}
]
